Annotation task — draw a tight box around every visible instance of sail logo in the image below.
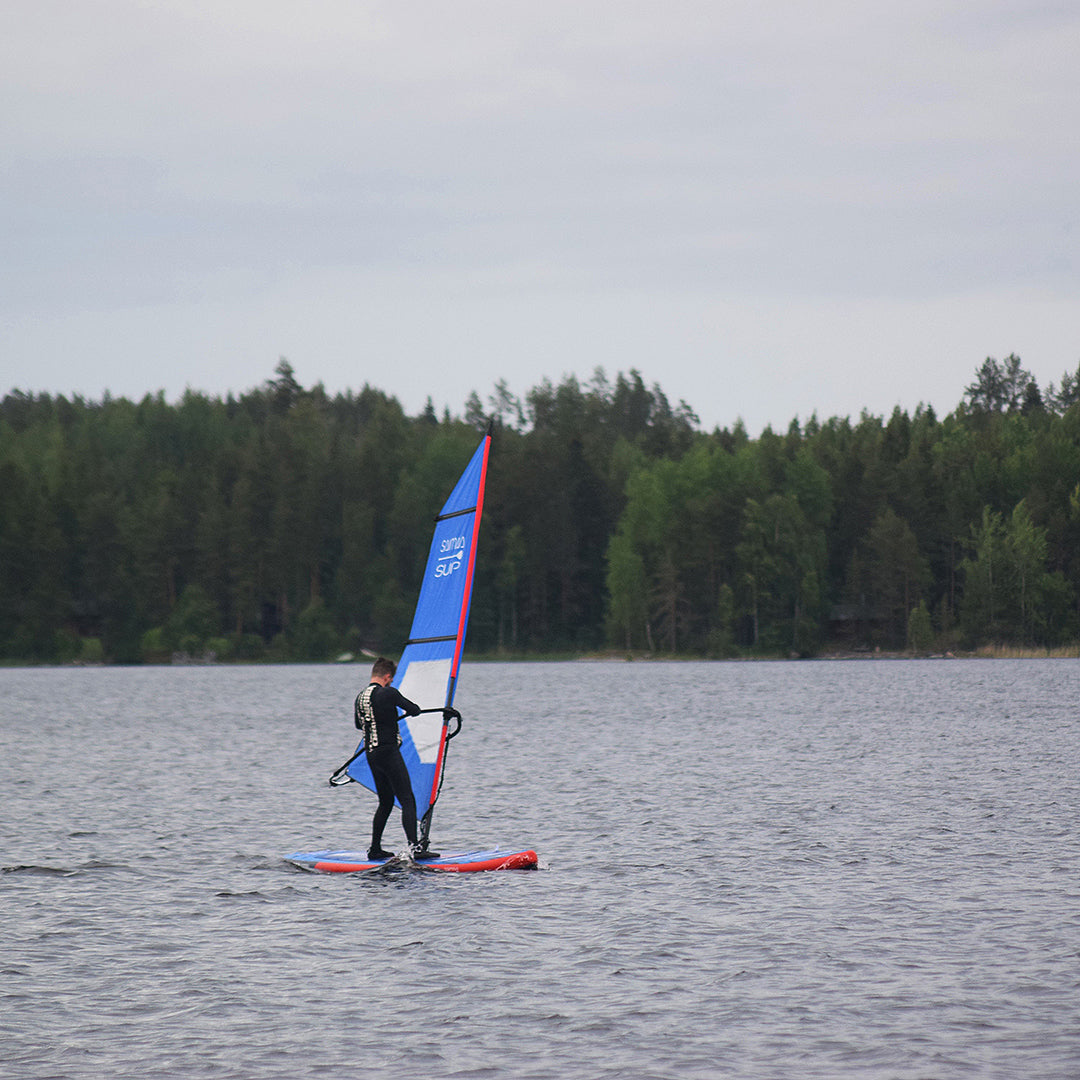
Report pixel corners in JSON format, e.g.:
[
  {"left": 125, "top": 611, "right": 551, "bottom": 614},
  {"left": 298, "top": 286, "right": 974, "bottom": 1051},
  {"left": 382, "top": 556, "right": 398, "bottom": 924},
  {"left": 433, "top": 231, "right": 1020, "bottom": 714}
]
[{"left": 434, "top": 534, "right": 466, "bottom": 578}]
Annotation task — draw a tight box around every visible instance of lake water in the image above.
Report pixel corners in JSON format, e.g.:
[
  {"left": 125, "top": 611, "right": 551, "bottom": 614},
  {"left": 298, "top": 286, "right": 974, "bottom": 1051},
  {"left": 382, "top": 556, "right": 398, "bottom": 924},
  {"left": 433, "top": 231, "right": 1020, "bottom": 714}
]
[{"left": 2, "top": 659, "right": 1079, "bottom": 1079}]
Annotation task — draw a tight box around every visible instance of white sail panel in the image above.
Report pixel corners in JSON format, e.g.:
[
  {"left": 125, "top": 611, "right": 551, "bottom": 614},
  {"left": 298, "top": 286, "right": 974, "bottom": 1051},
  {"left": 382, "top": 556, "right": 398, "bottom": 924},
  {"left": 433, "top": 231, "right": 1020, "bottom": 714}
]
[{"left": 399, "top": 658, "right": 452, "bottom": 764}]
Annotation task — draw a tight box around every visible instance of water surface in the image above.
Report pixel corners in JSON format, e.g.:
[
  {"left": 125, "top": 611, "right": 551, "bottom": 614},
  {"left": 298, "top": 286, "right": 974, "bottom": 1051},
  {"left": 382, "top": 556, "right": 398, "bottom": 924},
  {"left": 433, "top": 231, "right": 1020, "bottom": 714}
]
[{"left": 3, "top": 660, "right": 1079, "bottom": 1078}]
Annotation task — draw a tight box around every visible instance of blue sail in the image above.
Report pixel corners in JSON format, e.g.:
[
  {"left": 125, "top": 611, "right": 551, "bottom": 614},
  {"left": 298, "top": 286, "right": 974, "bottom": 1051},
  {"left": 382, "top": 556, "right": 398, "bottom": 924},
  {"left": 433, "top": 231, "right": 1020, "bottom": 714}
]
[{"left": 346, "top": 431, "right": 491, "bottom": 840}]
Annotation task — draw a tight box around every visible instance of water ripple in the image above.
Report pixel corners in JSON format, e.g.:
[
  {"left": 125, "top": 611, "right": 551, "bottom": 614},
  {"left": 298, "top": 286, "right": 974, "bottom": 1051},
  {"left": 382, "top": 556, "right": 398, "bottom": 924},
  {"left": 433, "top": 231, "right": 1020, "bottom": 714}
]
[{"left": 2, "top": 660, "right": 1080, "bottom": 1078}]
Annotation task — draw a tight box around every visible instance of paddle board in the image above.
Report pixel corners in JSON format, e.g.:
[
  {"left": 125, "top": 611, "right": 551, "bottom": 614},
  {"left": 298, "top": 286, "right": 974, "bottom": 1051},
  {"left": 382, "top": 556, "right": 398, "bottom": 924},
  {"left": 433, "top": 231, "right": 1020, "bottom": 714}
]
[{"left": 286, "top": 847, "right": 538, "bottom": 873}]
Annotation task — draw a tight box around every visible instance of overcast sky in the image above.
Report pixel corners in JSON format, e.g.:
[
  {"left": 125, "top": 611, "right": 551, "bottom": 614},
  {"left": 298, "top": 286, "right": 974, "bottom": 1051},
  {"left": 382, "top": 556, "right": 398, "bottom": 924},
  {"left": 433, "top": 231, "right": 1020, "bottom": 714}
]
[{"left": 2, "top": 0, "right": 1077, "bottom": 434}]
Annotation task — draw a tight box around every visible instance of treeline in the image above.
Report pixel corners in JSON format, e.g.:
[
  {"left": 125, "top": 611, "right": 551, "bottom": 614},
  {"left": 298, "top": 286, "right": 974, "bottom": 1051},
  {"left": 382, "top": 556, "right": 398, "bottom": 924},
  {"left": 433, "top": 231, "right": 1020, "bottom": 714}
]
[{"left": 2, "top": 355, "right": 1079, "bottom": 664}]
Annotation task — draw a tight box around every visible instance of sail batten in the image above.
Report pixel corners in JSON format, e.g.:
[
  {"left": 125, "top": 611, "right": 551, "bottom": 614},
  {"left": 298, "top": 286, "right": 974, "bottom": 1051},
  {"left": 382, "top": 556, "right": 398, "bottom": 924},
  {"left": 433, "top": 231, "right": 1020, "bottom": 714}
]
[
  {"left": 438, "top": 505, "right": 479, "bottom": 522},
  {"left": 346, "top": 431, "right": 491, "bottom": 844}
]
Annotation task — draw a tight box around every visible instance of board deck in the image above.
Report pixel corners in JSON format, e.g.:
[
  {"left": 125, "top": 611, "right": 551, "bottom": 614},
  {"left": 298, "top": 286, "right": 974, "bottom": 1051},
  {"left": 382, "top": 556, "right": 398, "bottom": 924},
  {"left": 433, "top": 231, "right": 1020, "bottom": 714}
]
[{"left": 286, "top": 847, "right": 538, "bottom": 873}]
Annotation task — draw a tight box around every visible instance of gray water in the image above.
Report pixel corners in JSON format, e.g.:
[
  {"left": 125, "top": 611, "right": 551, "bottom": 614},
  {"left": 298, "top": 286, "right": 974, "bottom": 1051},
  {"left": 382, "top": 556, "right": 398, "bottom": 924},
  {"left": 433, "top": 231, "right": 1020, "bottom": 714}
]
[{"left": 2, "top": 659, "right": 1079, "bottom": 1079}]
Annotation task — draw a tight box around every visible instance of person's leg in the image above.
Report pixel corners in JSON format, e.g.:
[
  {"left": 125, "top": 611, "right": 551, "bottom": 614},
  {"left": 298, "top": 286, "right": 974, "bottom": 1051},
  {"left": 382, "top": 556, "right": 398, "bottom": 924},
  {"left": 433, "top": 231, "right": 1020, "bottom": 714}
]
[
  {"left": 381, "top": 749, "right": 441, "bottom": 858},
  {"left": 367, "top": 755, "right": 398, "bottom": 857},
  {"left": 380, "top": 750, "right": 417, "bottom": 846}
]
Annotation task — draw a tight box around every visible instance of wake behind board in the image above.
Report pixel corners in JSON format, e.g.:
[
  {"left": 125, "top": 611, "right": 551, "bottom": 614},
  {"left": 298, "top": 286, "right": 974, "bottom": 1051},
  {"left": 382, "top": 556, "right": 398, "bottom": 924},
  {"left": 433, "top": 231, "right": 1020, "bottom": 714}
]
[{"left": 286, "top": 847, "right": 538, "bottom": 874}]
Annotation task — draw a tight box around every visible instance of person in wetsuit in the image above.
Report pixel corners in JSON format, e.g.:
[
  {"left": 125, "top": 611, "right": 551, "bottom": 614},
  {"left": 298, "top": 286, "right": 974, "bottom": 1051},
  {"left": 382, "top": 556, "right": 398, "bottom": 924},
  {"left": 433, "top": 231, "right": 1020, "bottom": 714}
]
[{"left": 355, "top": 656, "right": 439, "bottom": 861}]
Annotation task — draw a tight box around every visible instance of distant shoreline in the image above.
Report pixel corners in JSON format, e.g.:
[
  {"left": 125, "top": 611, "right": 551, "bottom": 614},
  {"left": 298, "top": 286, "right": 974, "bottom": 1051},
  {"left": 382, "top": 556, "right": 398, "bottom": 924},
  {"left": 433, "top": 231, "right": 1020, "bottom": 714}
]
[{"left": 4, "top": 645, "right": 1079, "bottom": 670}]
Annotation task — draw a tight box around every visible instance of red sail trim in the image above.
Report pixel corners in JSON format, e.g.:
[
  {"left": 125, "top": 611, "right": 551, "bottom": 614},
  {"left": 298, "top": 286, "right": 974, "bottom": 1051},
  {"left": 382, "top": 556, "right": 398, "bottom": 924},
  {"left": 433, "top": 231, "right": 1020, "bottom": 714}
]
[
  {"left": 428, "top": 432, "right": 489, "bottom": 808},
  {"left": 450, "top": 432, "right": 490, "bottom": 684},
  {"left": 427, "top": 715, "right": 450, "bottom": 807}
]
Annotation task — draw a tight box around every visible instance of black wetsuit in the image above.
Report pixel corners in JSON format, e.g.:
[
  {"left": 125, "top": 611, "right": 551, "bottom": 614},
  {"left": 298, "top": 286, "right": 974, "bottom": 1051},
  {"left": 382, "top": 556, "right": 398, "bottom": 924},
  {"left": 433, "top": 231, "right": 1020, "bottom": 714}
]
[{"left": 355, "top": 682, "right": 422, "bottom": 850}]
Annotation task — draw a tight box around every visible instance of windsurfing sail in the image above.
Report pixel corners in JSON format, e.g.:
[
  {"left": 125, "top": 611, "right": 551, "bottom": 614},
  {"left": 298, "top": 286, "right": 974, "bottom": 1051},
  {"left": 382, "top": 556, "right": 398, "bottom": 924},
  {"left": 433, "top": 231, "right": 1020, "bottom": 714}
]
[{"left": 340, "top": 427, "right": 492, "bottom": 846}]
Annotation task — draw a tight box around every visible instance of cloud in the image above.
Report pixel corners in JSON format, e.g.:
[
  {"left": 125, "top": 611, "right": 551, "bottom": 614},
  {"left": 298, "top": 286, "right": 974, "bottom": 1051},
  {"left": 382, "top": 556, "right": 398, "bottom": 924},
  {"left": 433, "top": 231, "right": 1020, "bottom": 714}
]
[{"left": 2, "top": 1, "right": 1077, "bottom": 431}]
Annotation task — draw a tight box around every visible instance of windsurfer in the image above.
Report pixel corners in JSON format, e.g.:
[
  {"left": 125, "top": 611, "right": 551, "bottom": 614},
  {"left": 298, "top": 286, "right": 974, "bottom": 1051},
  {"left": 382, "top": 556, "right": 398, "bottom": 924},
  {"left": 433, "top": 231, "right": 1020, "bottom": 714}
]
[{"left": 355, "top": 656, "right": 440, "bottom": 861}]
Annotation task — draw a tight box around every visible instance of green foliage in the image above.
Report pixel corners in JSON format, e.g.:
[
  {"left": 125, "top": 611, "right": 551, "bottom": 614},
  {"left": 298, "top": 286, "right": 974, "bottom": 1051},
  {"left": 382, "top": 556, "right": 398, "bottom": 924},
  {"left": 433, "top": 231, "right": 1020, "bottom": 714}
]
[
  {"left": 605, "top": 528, "right": 648, "bottom": 650},
  {"left": 168, "top": 584, "right": 219, "bottom": 653},
  {"left": 706, "top": 583, "right": 736, "bottom": 658},
  {"left": 846, "top": 508, "right": 930, "bottom": 647},
  {"left": 963, "top": 354, "right": 1036, "bottom": 414},
  {"left": 140, "top": 626, "right": 170, "bottom": 663},
  {"left": 53, "top": 628, "right": 81, "bottom": 663},
  {"left": 959, "top": 500, "right": 1060, "bottom": 646},
  {"left": 203, "top": 637, "right": 231, "bottom": 661},
  {"left": 230, "top": 632, "right": 266, "bottom": 661},
  {"left": 907, "top": 600, "right": 934, "bottom": 654},
  {"left": 292, "top": 599, "right": 339, "bottom": 661},
  {"left": 79, "top": 637, "right": 105, "bottom": 664},
  {"left": 1, "top": 356, "right": 1079, "bottom": 663}
]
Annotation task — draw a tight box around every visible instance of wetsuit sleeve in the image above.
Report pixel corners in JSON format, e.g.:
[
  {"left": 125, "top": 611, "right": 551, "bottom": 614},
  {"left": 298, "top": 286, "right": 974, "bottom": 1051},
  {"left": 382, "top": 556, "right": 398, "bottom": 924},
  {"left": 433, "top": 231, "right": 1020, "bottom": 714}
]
[{"left": 387, "top": 686, "right": 421, "bottom": 716}]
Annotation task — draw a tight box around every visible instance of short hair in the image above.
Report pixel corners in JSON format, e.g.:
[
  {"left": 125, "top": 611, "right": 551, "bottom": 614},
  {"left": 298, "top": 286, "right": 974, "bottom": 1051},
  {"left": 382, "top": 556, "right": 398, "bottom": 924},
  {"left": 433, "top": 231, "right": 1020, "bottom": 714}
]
[{"left": 371, "top": 656, "right": 396, "bottom": 679}]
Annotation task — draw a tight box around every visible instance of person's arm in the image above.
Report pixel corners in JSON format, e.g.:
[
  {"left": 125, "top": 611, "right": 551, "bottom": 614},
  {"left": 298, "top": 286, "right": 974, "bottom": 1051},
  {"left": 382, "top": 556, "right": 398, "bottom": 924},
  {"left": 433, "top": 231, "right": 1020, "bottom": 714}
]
[{"left": 386, "top": 685, "right": 421, "bottom": 716}]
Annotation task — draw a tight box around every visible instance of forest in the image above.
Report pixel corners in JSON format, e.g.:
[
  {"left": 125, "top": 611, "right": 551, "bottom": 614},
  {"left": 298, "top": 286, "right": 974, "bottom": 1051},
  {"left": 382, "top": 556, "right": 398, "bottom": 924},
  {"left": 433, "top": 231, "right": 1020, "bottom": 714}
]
[{"left": 2, "top": 354, "right": 1080, "bottom": 664}]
